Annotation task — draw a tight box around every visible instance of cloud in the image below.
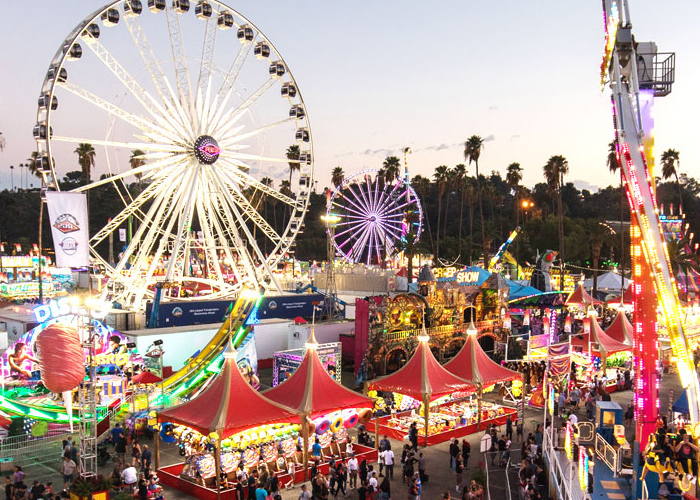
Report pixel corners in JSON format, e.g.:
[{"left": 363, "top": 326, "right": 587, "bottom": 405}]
[
  {"left": 510, "top": 134, "right": 521, "bottom": 140},
  {"left": 571, "top": 179, "right": 602, "bottom": 193},
  {"left": 483, "top": 134, "right": 496, "bottom": 142},
  {"left": 420, "top": 142, "right": 461, "bottom": 152},
  {"left": 488, "top": 106, "right": 498, "bottom": 111}
]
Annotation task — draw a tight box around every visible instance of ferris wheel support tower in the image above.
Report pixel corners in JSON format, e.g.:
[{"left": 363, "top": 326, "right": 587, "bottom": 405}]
[{"left": 603, "top": 0, "right": 698, "bottom": 445}]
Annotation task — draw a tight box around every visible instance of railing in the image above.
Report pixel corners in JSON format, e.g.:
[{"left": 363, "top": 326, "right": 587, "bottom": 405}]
[
  {"left": 384, "top": 321, "right": 498, "bottom": 342},
  {"left": 543, "top": 428, "right": 588, "bottom": 500},
  {"left": 595, "top": 433, "right": 618, "bottom": 474},
  {"left": 0, "top": 429, "right": 78, "bottom": 466}
]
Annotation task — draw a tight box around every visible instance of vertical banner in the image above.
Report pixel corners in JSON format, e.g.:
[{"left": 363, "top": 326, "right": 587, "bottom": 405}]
[{"left": 46, "top": 192, "right": 89, "bottom": 267}]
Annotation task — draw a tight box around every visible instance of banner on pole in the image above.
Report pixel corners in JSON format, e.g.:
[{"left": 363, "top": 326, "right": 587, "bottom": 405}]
[
  {"left": 119, "top": 228, "right": 126, "bottom": 242},
  {"left": 46, "top": 192, "right": 89, "bottom": 267}
]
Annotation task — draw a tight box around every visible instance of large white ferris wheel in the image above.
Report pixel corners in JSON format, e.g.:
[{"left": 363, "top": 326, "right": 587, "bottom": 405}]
[{"left": 34, "top": 0, "right": 313, "bottom": 308}]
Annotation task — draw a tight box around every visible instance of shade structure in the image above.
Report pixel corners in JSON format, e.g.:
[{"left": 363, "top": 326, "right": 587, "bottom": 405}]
[
  {"left": 263, "top": 334, "right": 374, "bottom": 417},
  {"left": 604, "top": 311, "right": 633, "bottom": 345},
  {"left": 582, "top": 272, "right": 629, "bottom": 292},
  {"left": 566, "top": 284, "right": 603, "bottom": 306},
  {"left": 443, "top": 333, "right": 522, "bottom": 387},
  {"left": 367, "top": 338, "right": 475, "bottom": 401},
  {"left": 158, "top": 341, "right": 300, "bottom": 438},
  {"left": 571, "top": 317, "right": 630, "bottom": 357},
  {"left": 132, "top": 370, "right": 162, "bottom": 385}
]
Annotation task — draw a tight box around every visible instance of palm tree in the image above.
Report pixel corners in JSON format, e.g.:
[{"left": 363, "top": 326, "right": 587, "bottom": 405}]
[
  {"left": 26, "top": 151, "right": 43, "bottom": 181},
  {"left": 382, "top": 156, "right": 402, "bottom": 184},
  {"left": 667, "top": 232, "right": 700, "bottom": 296},
  {"left": 286, "top": 144, "right": 300, "bottom": 185},
  {"left": 433, "top": 165, "right": 449, "bottom": 259},
  {"left": 543, "top": 155, "right": 569, "bottom": 288},
  {"left": 74, "top": 143, "right": 96, "bottom": 184},
  {"left": 660, "top": 148, "right": 683, "bottom": 212},
  {"left": 331, "top": 167, "right": 345, "bottom": 188},
  {"left": 464, "top": 135, "right": 488, "bottom": 263},
  {"left": 411, "top": 174, "right": 434, "bottom": 253},
  {"left": 453, "top": 164, "right": 467, "bottom": 258},
  {"left": 129, "top": 149, "right": 146, "bottom": 190},
  {"left": 505, "top": 162, "right": 523, "bottom": 209},
  {"left": 396, "top": 230, "right": 420, "bottom": 285},
  {"left": 607, "top": 139, "right": 626, "bottom": 295}
]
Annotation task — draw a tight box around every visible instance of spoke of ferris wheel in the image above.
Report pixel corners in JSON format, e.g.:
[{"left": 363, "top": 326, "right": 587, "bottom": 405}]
[
  {"left": 333, "top": 214, "right": 377, "bottom": 225},
  {"left": 217, "top": 169, "right": 282, "bottom": 244},
  {"left": 219, "top": 180, "right": 281, "bottom": 291},
  {"left": 372, "top": 181, "right": 399, "bottom": 216},
  {"left": 197, "top": 9, "right": 218, "bottom": 102},
  {"left": 58, "top": 81, "right": 181, "bottom": 143},
  {"left": 194, "top": 193, "right": 225, "bottom": 285},
  {"left": 88, "top": 161, "right": 188, "bottom": 244},
  {"left": 81, "top": 36, "right": 174, "bottom": 125},
  {"left": 334, "top": 219, "right": 370, "bottom": 242},
  {"left": 215, "top": 36, "right": 254, "bottom": 107},
  {"left": 52, "top": 135, "right": 187, "bottom": 155},
  {"left": 361, "top": 175, "right": 378, "bottom": 215},
  {"left": 161, "top": 72, "right": 198, "bottom": 142},
  {"left": 351, "top": 224, "right": 374, "bottom": 263},
  {"left": 209, "top": 78, "right": 277, "bottom": 137},
  {"left": 198, "top": 170, "right": 247, "bottom": 286},
  {"left": 70, "top": 154, "right": 186, "bottom": 195},
  {"left": 380, "top": 200, "right": 414, "bottom": 219},
  {"left": 195, "top": 78, "right": 216, "bottom": 136},
  {"left": 343, "top": 184, "right": 372, "bottom": 218},
  {"left": 218, "top": 118, "right": 295, "bottom": 146},
  {"left": 123, "top": 13, "right": 174, "bottom": 108},
  {"left": 332, "top": 199, "right": 369, "bottom": 220},
  {"left": 206, "top": 170, "right": 268, "bottom": 288},
  {"left": 165, "top": 6, "right": 193, "bottom": 112},
  {"left": 372, "top": 227, "right": 383, "bottom": 266},
  {"left": 370, "top": 176, "right": 383, "bottom": 215},
  {"left": 380, "top": 223, "right": 404, "bottom": 244},
  {"left": 223, "top": 164, "right": 299, "bottom": 208},
  {"left": 165, "top": 163, "right": 201, "bottom": 281},
  {"left": 352, "top": 177, "right": 373, "bottom": 216}
]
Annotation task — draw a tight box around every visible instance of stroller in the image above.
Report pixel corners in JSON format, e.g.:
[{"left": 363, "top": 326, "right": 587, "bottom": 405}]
[{"left": 97, "top": 442, "right": 111, "bottom": 466}]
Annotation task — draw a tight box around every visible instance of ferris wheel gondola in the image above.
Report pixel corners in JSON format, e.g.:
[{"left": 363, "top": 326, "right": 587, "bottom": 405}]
[{"left": 34, "top": 0, "right": 313, "bottom": 308}]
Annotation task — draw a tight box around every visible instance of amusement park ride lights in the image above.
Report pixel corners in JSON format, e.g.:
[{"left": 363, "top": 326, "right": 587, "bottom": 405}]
[
  {"left": 603, "top": 0, "right": 699, "bottom": 443},
  {"left": 34, "top": 0, "right": 314, "bottom": 309}
]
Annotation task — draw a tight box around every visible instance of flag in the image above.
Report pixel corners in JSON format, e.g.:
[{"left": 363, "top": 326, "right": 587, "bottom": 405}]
[{"left": 46, "top": 192, "right": 89, "bottom": 267}]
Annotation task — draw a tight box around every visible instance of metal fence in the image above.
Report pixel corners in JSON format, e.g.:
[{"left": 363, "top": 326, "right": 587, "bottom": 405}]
[{"left": 0, "top": 429, "right": 78, "bottom": 467}]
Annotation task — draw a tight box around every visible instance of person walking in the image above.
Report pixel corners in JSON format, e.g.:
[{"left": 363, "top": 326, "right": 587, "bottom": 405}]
[
  {"left": 378, "top": 476, "right": 390, "bottom": 500},
  {"left": 454, "top": 455, "right": 464, "bottom": 493},
  {"left": 417, "top": 452, "right": 426, "bottom": 482},
  {"left": 347, "top": 454, "right": 359, "bottom": 489},
  {"left": 141, "top": 445, "right": 152, "bottom": 470},
  {"left": 506, "top": 416, "right": 513, "bottom": 441},
  {"left": 449, "top": 438, "right": 460, "bottom": 472},
  {"left": 461, "top": 440, "right": 470, "bottom": 470},
  {"left": 378, "top": 436, "right": 390, "bottom": 477},
  {"left": 408, "top": 422, "right": 418, "bottom": 451},
  {"left": 61, "top": 455, "right": 76, "bottom": 492},
  {"left": 382, "top": 445, "right": 395, "bottom": 480}
]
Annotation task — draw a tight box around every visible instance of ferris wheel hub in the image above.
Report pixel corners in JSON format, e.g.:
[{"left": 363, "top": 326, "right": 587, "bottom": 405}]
[{"left": 193, "top": 135, "right": 221, "bottom": 164}]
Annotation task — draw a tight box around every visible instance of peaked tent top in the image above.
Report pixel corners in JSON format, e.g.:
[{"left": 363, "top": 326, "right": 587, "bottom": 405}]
[
  {"left": 443, "top": 332, "right": 522, "bottom": 386},
  {"left": 566, "top": 284, "right": 603, "bottom": 306},
  {"left": 604, "top": 311, "right": 633, "bottom": 345}
]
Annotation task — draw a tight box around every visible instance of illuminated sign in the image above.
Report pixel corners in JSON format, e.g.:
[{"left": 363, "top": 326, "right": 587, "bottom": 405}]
[
  {"left": 433, "top": 267, "right": 483, "bottom": 285},
  {"left": 579, "top": 446, "right": 588, "bottom": 491},
  {"left": 433, "top": 267, "right": 459, "bottom": 279},
  {"left": 1, "top": 256, "right": 33, "bottom": 268},
  {"left": 565, "top": 421, "right": 573, "bottom": 460},
  {"left": 455, "top": 271, "right": 481, "bottom": 285},
  {"left": 33, "top": 297, "right": 111, "bottom": 323}
]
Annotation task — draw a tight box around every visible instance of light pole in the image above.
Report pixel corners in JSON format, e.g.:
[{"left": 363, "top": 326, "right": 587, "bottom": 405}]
[
  {"left": 517, "top": 200, "right": 535, "bottom": 277},
  {"left": 9, "top": 165, "right": 13, "bottom": 191},
  {"left": 321, "top": 211, "right": 340, "bottom": 321}
]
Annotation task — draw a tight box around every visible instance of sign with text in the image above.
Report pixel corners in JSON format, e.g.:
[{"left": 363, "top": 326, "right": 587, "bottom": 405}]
[{"left": 46, "top": 192, "right": 89, "bottom": 267}]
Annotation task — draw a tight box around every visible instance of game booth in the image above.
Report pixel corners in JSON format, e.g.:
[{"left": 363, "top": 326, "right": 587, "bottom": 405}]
[
  {"left": 365, "top": 332, "right": 516, "bottom": 446},
  {"left": 570, "top": 314, "right": 631, "bottom": 394},
  {"left": 263, "top": 330, "right": 377, "bottom": 479},
  {"left": 157, "top": 340, "right": 302, "bottom": 500}
]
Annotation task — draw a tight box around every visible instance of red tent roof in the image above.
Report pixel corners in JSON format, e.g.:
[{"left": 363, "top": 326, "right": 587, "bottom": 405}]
[
  {"left": 263, "top": 332, "right": 373, "bottom": 417},
  {"left": 159, "top": 342, "right": 300, "bottom": 438},
  {"left": 368, "top": 337, "right": 475, "bottom": 402},
  {"left": 604, "top": 311, "right": 633, "bottom": 345},
  {"left": 566, "top": 284, "right": 602, "bottom": 306},
  {"left": 571, "top": 317, "right": 630, "bottom": 357},
  {"left": 443, "top": 333, "right": 522, "bottom": 386},
  {"left": 131, "top": 370, "right": 162, "bottom": 385}
]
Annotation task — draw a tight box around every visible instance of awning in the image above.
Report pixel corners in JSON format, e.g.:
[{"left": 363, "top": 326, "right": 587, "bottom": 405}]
[
  {"left": 566, "top": 285, "right": 603, "bottom": 306},
  {"left": 443, "top": 332, "right": 522, "bottom": 387}
]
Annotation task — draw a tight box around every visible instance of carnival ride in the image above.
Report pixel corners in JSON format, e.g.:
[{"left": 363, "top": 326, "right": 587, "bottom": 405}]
[
  {"left": 327, "top": 169, "right": 422, "bottom": 266},
  {"left": 0, "top": 290, "right": 260, "bottom": 424},
  {"left": 34, "top": 0, "right": 313, "bottom": 309},
  {"left": 603, "top": 0, "right": 700, "bottom": 439}
]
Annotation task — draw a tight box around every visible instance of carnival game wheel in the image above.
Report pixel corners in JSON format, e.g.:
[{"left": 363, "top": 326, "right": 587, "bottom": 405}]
[{"left": 35, "top": 0, "right": 313, "bottom": 308}]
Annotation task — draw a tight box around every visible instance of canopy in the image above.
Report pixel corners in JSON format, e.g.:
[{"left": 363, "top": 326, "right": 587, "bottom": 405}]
[
  {"left": 673, "top": 390, "right": 689, "bottom": 414},
  {"left": 582, "top": 272, "right": 629, "bottom": 292},
  {"left": 131, "top": 370, "right": 162, "bottom": 384},
  {"left": 159, "top": 340, "right": 300, "bottom": 438},
  {"left": 264, "top": 331, "right": 373, "bottom": 417},
  {"left": 507, "top": 280, "right": 543, "bottom": 301},
  {"left": 443, "top": 332, "right": 522, "bottom": 387},
  {"left": 604, "top": 311, "right": 633, "bottom": 345},
  {"left": 509, "top": 291, "right": 568, "bottom": 307},
  {"left": 368, "top": 336, "right": 475, "bottom": 401},
  {"left": 566, "top": 285, "right": 603, "bottom": 306},
  {"left": 571, "top": 317, "right": 630, "bottom": 357}
]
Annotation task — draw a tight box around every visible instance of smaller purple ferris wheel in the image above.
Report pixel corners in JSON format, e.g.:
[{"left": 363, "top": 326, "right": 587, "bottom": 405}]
[{"left": 327, "top": 169, "right": 423, "bottom": 266}]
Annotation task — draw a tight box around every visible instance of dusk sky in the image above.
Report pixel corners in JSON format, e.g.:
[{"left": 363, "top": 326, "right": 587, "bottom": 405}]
[{"left": 1, "top": 0, "right": 698, "bottom": 194}]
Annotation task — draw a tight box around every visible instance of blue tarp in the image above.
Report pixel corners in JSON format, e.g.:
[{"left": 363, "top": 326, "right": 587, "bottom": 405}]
[
  {"left": 507, "top": 280, "right": 543, "bottom": 300},
  {"left": 673, "top": 390, "right": 689, "bottom": 414}
]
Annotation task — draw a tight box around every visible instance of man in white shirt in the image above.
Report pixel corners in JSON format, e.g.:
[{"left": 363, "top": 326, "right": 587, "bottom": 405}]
[
  {"left": 347, "top": 454, "right": 359, "bottom": 489},
  {"left": 368, "top": 471, "right": 378, "bottom": 489},
  {"left": 569, "top": 412, "right": 578, "bottom": 425},
  {"left": 382, "top": 446, "right": 395, "bottom": 479},
  {"left": 121, "top": 465, "right": 138, "bottom": 488}
]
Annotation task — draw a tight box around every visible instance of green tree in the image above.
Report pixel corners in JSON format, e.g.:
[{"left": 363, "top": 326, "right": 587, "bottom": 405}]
[
  {"left": 464, "top": 135, "right": 488, "bottom": 263},
  {"left": 667, "top": 231, "right": 700, "bottom": 295},
  {"left": 607, "top": 140, "right": 626, "bottom": 290},
  {"left": 286, "top": 144, "right": 300, "bottom": 185},
  {"left": 543, "top": 155, "right": 569, "bottom": 286},
  {"left": 331, "top": 166, "right": 345, "bottom": 188},
  {"left": 411, "top": 174, "right": 434, "bottom": 253},
  {"left": 453, "top": 163, "right": 467, "bottom": 258},
  {"left": 661, "top": 148, "right": 682, "bottom": 211},
  {"left": 74, "top": 143, "right": 96, "bottom": 184},
  {"left": 382, "top": 156, "right": 401, "bottom": 184},
  {"left": 129, "top": 149, "right": 146, "bottom": 182}
]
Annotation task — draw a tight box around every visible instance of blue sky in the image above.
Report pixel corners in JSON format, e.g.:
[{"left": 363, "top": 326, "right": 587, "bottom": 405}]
[{"left": 1, "top": 0, "right": 698, "bottom": 193}]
